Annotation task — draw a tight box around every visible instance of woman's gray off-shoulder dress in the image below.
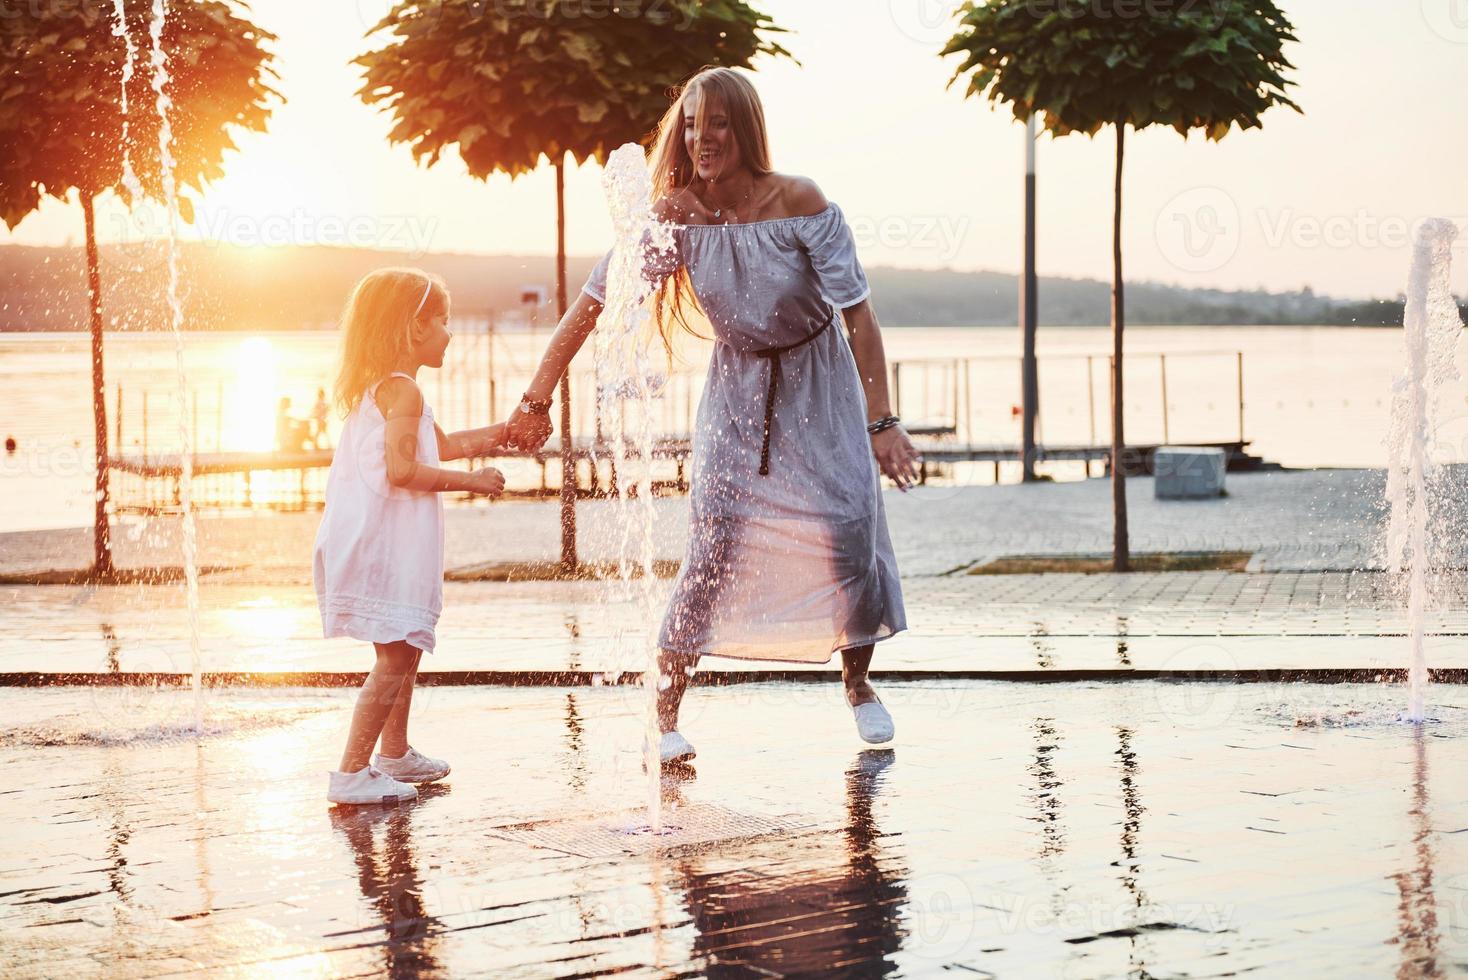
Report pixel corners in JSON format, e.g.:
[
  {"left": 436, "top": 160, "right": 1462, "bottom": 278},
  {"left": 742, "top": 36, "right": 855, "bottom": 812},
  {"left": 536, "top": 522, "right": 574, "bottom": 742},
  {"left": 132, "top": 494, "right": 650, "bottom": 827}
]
[{"left": 582, "top": 201, "right": 906, "bottom": 664}]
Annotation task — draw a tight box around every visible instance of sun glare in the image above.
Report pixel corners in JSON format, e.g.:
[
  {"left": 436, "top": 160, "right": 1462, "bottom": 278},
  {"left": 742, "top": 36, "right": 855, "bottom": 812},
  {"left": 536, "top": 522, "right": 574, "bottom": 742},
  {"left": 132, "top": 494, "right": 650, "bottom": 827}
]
[{"left": 233, "top": 336, "right": 279, "bottom": 453}]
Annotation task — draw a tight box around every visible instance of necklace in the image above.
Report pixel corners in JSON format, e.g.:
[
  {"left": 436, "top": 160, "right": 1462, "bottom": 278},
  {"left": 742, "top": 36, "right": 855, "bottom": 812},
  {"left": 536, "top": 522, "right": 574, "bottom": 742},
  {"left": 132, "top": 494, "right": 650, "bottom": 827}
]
[{"left": 704, "top": 178, "right": 755, "bottom": 222}]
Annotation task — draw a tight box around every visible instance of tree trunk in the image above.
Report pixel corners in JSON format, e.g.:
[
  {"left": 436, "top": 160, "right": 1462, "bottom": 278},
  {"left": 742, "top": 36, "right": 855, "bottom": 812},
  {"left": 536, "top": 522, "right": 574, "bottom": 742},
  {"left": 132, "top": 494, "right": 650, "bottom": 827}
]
[
  {"left": 1021, "top": 115, "right": 1039, "bottom": 482},
  {"left": 555, "top": 156, "right": 576, "bottom": 574},
  {"left": 1110, "top": 124, "right": 1129, "bottom": 572},
  {"left": 82, "top": 192, "right": 115, "bottom": 581}
]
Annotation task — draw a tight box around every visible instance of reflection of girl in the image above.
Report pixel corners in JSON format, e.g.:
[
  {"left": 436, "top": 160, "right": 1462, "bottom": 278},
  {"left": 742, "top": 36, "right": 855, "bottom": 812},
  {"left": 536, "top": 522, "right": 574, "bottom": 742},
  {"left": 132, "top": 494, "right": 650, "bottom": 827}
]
[{"left": 507, "top": 68, "right": 919, "bottom": 761}]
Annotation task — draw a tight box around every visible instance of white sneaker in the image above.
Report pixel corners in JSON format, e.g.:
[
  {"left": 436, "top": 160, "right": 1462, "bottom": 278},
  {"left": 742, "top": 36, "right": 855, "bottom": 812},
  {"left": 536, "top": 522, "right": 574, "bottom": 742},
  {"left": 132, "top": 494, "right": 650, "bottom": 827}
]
[
  {"left": 651, "top": 731, "right": 696, "bottom": 764},
  {"left": 328, "top": 765, "right": 418, "bottom": 805},
  {"left": 852, "top": 698, "right": 895, "bottom": 744},
  {"left": 371, "top": 746, "right": 451, "bottom": 784}
]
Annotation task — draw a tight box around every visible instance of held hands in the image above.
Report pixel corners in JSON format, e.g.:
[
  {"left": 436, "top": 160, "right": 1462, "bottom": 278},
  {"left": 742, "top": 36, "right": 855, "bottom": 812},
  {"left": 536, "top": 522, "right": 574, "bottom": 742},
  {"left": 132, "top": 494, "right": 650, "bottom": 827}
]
[
  {"left": 466, "top": 467, "right": 507, "bottom": 498},
  {"left": 505, "top": 408, "right": 554, "bottom": 452},
  {"left": 872, "top": 425, "right": 923, "bottom": 492}
]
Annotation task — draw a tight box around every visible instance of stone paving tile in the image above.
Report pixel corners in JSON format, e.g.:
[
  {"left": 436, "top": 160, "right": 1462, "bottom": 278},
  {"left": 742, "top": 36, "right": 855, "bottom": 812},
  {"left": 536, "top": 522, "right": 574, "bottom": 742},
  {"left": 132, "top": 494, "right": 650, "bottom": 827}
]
[
  {"left": 6, "top": 469, "right": 1463, "bottom": 581},
  {"left": 3, "top": 570, "right": 1465, "bottom": 677},
  {"left": 4, "top": 682, "right": 1467, "bottom": 977}
]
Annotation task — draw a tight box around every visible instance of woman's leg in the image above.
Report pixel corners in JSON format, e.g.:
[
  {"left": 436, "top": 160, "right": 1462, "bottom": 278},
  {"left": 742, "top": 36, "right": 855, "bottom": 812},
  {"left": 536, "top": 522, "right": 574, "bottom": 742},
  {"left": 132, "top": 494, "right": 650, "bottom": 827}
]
[
  {"left": 842, "top": 644, "right": 878, "bottom": 707},
  {"left": 339, "top": 641, "right": 419, "bottom": 773},
  {"left": 378, "top": 648, "right": 423, "bottom": 759},
  {"left": 657, "top": 649, "right": 700, "bottom": 732}
]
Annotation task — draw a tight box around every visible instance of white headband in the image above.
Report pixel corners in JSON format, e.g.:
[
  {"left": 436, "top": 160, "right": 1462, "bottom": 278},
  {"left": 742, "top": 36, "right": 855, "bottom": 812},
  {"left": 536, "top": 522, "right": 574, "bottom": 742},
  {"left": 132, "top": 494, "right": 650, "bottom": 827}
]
[{"left": 411, "top": 278, "right": 433, "bottom": 318}]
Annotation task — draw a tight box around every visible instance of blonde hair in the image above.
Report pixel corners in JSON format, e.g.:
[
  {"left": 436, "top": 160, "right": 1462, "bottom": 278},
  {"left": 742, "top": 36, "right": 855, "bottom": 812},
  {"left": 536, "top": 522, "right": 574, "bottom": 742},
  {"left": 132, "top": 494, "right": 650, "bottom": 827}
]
[
  {"left": 644, "top": 66, "right": 774, "bottom": 355},
  {"left": 334, "top": 267, "right": 448, "bottom": 417}
]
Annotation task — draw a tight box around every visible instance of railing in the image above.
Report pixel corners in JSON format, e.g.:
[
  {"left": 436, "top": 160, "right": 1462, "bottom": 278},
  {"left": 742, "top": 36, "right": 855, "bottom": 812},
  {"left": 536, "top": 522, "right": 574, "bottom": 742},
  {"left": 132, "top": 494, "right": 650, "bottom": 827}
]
[
  {"left": 889, "top": 349, "right": 1246, "bottom": 451},
  {"left": 104, "top": 319, "right": 1249, "bottom": 509}
]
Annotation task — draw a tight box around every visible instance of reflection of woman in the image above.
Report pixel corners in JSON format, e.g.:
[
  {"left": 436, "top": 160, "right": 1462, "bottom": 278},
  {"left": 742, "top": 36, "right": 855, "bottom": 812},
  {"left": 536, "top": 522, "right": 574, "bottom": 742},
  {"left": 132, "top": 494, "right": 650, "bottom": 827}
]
[
  {"left": 507, "top": 68, "right": 920, "bottom": 761},
  {"left": 673, "top": 751, "right": 905, "bottom": 976}
]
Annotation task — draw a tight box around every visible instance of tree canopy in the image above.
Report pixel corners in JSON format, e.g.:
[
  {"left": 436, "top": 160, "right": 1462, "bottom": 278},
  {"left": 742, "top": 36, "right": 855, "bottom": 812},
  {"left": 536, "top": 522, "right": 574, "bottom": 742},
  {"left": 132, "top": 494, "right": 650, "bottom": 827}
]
[
  {"left": 0, "top": 0, "right": 279, "bottom": 228},
  {"left": 354, "top": 0, "right": 793, "bottom": 178},
  {"left": 942, "top": 0, "right": 1300, "bottom": 138}
]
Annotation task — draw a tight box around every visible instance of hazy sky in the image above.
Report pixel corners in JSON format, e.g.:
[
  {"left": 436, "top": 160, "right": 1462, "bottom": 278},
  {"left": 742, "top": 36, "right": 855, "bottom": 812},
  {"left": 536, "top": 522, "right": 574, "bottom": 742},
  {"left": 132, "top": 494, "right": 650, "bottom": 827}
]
[{"left": 8, "top": 0, "right": 1467, "bottom": 299}]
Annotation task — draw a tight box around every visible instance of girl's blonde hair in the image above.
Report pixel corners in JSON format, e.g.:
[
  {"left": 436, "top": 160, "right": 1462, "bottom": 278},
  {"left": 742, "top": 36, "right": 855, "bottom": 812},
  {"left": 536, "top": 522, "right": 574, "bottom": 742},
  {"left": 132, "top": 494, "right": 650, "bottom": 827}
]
[
  {"left": 644, "top": 66, "right": 774, "bottom": 355},
  {"left": 334, "top": 267, "right": 448, "bottom": 417}
]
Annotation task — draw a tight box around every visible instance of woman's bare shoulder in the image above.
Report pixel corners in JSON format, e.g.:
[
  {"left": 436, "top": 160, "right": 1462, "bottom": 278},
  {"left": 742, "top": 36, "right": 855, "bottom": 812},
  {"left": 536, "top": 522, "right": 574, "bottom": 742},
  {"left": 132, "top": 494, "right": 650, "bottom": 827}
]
[{"left": 773, "top": 174, "right": 830, "bottom": 218}]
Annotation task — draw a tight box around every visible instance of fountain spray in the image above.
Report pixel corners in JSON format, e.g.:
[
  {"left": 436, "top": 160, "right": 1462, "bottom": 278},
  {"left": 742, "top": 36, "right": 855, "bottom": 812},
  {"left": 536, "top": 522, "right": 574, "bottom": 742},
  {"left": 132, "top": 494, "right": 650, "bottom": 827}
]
[
  {"left": 146, "top": 0, "right": 204, "bottom": 729},
  {"left": 1384, "top": 218, "right": 1461, "bottom": 723},
  {"left": 593, "top": 143, "right": 677, "bottom": 829}
]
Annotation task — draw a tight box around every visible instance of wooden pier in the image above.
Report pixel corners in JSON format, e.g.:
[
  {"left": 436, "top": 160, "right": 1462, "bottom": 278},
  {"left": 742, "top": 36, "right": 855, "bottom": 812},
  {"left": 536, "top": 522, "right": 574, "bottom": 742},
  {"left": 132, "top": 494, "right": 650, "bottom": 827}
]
[{"left": 107, "top": 436, "right": 1260, "bottom": 514}]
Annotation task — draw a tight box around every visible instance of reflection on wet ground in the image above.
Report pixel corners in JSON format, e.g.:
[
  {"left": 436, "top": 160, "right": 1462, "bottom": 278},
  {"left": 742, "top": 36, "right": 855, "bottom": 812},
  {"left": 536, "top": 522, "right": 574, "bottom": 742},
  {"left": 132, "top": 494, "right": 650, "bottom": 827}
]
[{"left": 4, "top": 681, "right": 1468, "bottom": 977}]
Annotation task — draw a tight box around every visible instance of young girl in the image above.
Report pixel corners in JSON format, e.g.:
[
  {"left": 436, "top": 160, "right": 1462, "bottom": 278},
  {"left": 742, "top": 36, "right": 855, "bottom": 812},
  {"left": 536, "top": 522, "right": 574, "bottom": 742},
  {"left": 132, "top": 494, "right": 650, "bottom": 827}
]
[{"left": 314, "top": 268, "right": 508, "bottom": 805}]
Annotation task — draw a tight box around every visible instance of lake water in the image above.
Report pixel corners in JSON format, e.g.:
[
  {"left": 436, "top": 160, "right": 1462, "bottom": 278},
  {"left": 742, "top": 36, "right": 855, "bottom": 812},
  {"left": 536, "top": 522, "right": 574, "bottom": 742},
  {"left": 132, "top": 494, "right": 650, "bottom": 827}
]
[{"left": 1, "top": 324, "right": 1457, "bottom": 533}]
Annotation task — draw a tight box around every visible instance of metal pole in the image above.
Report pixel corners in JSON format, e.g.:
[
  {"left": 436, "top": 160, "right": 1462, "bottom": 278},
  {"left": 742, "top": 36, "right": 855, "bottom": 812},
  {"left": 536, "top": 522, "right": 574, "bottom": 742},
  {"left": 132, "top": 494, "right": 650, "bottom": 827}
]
[
  {"left": 1159, "top": 353, "right": 1169, "bottom": 444},
  {"left": 488, "top": 312, "right": 498, "bottom": 422},
  {"left": 1236, "top": 350, "right": 1245, "bottom": 443},
  {"left": 1086, "top": 356, "right": 1096, "bottom": 446},
  {"left": 1020, "top": 114, "right": 1040, "bottom": 481}
]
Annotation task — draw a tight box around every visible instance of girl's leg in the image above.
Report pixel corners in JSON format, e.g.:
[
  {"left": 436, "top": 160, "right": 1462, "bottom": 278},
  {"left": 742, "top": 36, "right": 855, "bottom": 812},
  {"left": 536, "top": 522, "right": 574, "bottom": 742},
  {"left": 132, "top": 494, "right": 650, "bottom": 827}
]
[
  {"left": 378, "top": 648, "right": 423, "bottom": 759},
  {"left": 338, "top": 641, "right": 420, "bottom": 773},
  {"left": 656, "top": 649, "right": 699, "bottom": 732},
  {"left": 842, "top": 644, "right": 878, "bottom": 707}
]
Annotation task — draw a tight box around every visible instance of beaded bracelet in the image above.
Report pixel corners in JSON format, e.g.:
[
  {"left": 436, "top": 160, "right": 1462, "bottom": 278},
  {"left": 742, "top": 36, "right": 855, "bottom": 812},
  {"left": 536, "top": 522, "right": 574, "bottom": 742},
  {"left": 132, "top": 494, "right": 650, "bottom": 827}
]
[{"left": 866, "top": 414, "right": 901, "bottom": 435}]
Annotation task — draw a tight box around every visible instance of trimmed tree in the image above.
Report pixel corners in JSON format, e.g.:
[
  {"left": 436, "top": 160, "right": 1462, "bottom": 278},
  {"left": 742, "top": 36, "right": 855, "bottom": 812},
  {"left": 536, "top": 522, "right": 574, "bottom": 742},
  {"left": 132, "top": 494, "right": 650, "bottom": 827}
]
[
  {"left": 0, "top": 0, "right": 278, "bottom": 579},
  {"left": 943, "top": 0, "right": 1299, "bottom": 569},
  {"left": 355, "top": 0, "right": 791, "bottom": 573}
]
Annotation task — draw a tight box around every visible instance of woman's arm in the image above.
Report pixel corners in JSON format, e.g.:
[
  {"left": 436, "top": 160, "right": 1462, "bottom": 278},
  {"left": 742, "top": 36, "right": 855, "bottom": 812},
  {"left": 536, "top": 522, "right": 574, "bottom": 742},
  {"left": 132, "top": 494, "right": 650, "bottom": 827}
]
[
  {"left": 436, "top": 422, "right": 508, "bottom": 461},
  {"left": 843, "top": 298, "right": 923, "bottom": 491},
  {"left": 504, "top": 289, "right": 604, "bottom": 449},
  {"left": 379, "top": 379, "right": 505, "bottom": 496}
]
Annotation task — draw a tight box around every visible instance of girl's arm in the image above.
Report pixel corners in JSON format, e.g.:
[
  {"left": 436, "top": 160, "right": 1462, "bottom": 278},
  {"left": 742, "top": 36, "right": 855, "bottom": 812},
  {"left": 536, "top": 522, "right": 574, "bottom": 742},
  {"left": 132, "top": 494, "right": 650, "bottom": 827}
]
[
  {"left": 504, "top": 289, "right": 604, "bottom": 449},
  {"left": 379, "top": 378, "right": 505, "bottom": 496},
  {"left": 843, "top": 298, "right": 923, "bottom": 492},
  {"left": 436, "top": 422, "right": 508, "bottom": 461}
]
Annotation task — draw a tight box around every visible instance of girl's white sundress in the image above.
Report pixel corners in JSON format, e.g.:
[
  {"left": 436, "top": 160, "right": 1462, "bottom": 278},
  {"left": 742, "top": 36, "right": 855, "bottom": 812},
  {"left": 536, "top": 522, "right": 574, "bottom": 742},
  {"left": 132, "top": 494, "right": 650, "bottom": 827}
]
[
  {"left": 313, "top": 372, "right": 444, "bottom": 653},
  {"left": 582, "top": 200, "right": 907, "bottom": 664}
]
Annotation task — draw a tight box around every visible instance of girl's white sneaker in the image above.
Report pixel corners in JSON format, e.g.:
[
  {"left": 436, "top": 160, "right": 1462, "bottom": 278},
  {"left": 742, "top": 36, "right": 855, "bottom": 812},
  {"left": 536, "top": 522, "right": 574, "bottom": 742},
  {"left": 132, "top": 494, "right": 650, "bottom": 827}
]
[
  {"left": 371, "top": 746, "right": 451, "bottom": 784},
  {"left": 328, "top": 765, "right": 418, "bottom": 805},
  {"left": 852, "top": 698, "right": 895, "bottom": 744}
]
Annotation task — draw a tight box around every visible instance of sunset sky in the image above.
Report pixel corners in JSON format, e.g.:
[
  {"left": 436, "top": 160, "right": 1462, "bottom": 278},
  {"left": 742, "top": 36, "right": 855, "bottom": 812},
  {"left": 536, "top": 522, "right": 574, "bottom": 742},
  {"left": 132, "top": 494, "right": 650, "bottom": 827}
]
[{"left": 6, "top": 0, "right": 1467, "bottom": 300}]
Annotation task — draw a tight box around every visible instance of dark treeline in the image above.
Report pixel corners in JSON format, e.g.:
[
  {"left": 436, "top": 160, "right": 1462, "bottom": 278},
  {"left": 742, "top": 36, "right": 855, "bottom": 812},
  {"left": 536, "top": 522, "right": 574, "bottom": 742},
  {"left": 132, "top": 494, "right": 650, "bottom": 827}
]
[{"left": 0, "top": 242, "right": 1449, "bottom": 331}]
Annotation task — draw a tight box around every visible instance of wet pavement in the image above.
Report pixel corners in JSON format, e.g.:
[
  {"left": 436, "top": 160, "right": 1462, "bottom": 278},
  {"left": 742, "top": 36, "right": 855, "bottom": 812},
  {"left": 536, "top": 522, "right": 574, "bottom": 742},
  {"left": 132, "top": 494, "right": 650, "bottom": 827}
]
[
  {"left": 4, "top": 570, "right": 1466, "bottom": 680},
  {"left": 4, "top": 681, "right": 1468, "bottom": 977}
]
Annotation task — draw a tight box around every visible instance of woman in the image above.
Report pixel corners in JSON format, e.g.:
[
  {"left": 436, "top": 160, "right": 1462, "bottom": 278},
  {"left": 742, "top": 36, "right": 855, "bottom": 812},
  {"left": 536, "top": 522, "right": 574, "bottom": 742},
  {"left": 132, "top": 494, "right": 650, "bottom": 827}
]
[{"left": 506, "top": 67, "right": 922, "bottom": 761}]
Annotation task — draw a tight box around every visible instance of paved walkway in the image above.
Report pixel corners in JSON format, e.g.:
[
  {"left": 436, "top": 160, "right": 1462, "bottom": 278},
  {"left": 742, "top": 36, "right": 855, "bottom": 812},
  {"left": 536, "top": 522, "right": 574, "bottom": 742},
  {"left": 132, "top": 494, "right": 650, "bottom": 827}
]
[
  {"left": 4, "top": 469, "right": 1464, "bottom": 678},
  {"left": 4, "top": 570, "right": 1467, "bottom": 678},
  {"left": 2, "top": 469, "right": 1454, "bottom": 581},
  {"left": 4, "top": 681, "right": 1466, "bottom": 977}
]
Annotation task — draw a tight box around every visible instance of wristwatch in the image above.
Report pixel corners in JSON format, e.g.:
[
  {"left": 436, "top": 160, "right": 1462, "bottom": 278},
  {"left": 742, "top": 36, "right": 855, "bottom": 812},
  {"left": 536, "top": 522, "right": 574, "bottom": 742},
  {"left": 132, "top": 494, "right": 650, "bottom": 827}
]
[{"left": 518, "top": 394, "right": 553, "bottom": 415}]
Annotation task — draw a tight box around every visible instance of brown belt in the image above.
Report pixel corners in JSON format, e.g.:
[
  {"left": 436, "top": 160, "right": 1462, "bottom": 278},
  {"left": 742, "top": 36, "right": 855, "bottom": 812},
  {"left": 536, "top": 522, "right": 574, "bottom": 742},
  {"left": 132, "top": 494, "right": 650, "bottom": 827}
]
[{"left": 752, "top": 305, "right": 836, "bottom": 476}]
